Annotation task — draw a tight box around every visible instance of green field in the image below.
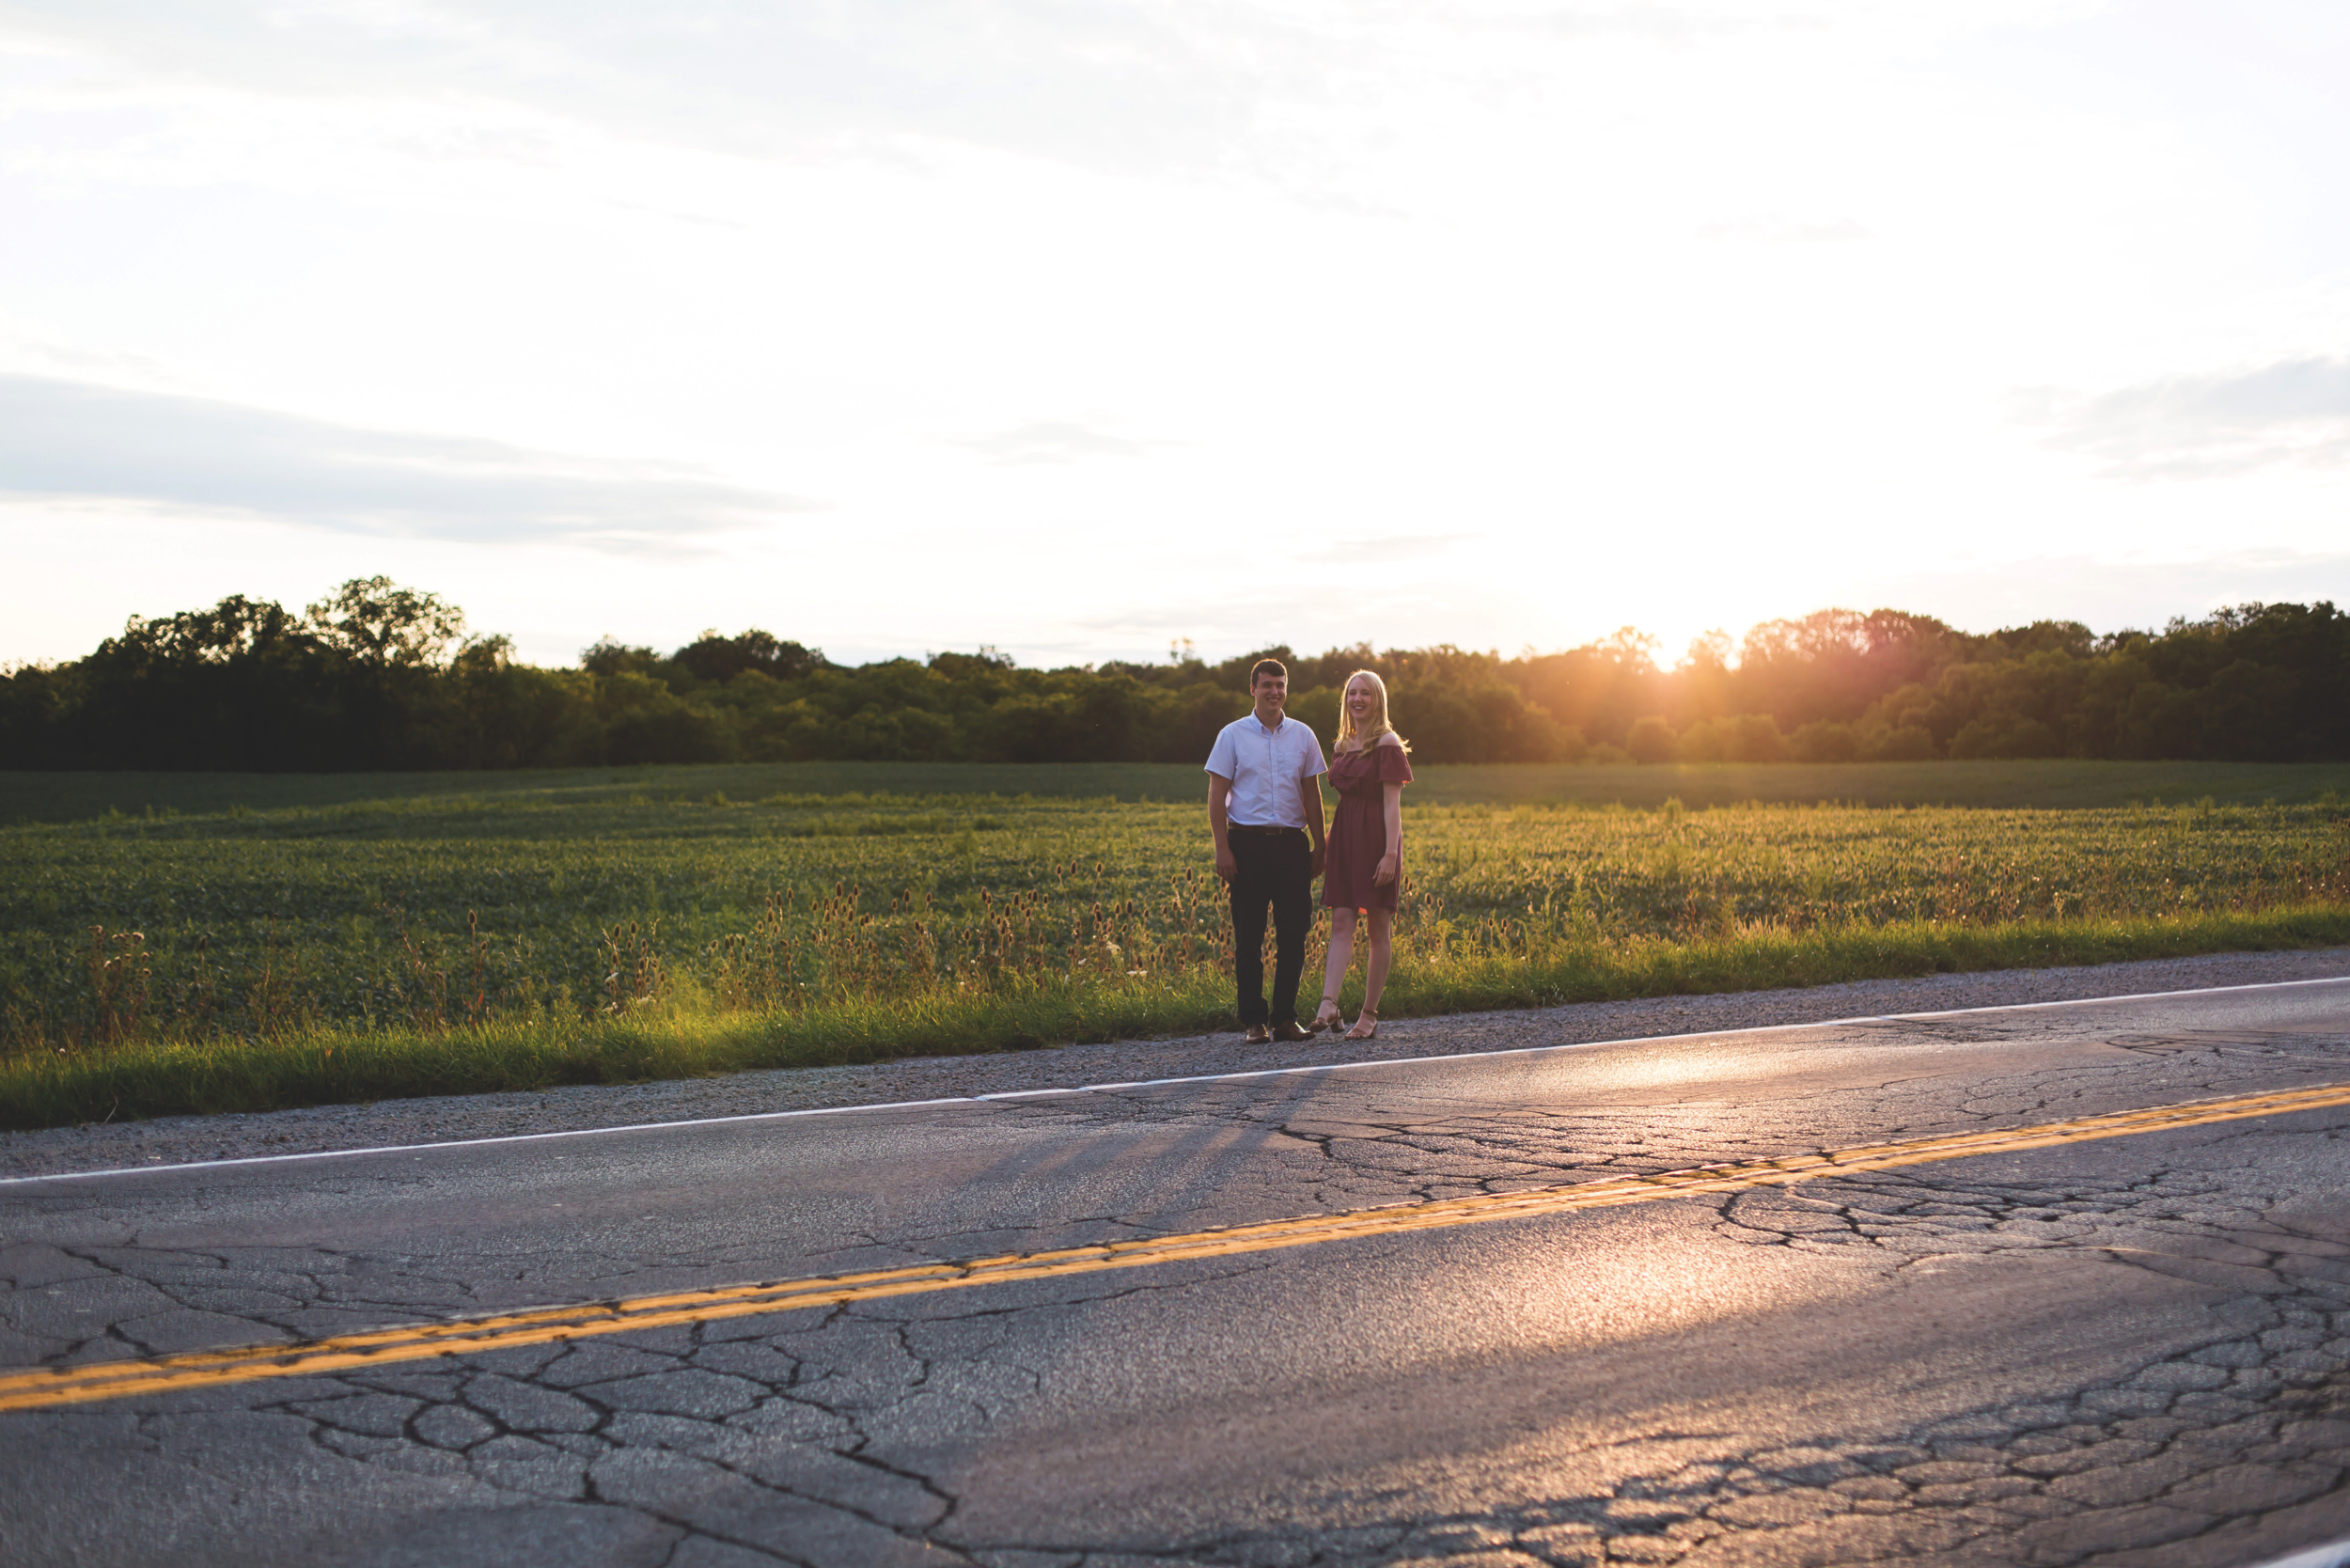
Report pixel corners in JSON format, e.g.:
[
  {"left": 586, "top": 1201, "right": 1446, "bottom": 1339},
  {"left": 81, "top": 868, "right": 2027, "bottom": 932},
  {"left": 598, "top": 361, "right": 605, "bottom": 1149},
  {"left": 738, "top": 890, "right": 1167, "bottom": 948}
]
[
  {"left": 3, "top": 760, "right": 2347, "bottom": 1130},
  {"left": 11, "top": 757, "right": 2350, "bottom": 825}
]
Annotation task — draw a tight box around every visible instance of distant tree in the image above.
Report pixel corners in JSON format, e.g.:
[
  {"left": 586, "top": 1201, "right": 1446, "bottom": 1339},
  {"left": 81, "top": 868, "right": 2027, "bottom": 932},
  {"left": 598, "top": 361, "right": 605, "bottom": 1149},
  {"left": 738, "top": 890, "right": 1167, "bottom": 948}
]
[
  {"left": 673, "top": 629, "right": 828, "bottom": 686},
  {"left": 1790, "top": 720, "right": 1859, "bottom": 762},
  {"left": 581, "top": 638, "right": 665, "bottom": 678},
  {"left": 5, "top": 588, "right": 2344, "bottom": 772},
  {"left": 1677, "top": 713, "right": 1788, "bottom": 763},
  {"left": 60, "top": 593, "right": 346, "bottom": 768},
  {"left": 1732, "top": 608, "right": 1962, "bottom": 730},
  {"left": 1507, "top": 627, "right": 1667, "bottom": 750},
  {"left": 305, "top": 577, "right": 466, "bottom": 668},
  {"left": 1625, "top": 715, "right": 1679, "bottom": 764}
]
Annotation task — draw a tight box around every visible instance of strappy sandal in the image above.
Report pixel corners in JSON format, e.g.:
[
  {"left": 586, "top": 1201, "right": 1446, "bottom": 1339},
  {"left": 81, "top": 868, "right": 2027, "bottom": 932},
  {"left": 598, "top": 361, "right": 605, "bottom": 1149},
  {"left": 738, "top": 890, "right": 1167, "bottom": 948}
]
[
  {"left": 1310, "top": 995, "right": 1344, "bottom": 1033},
  {"left": 1343, "top": 1009, "right": 1379, "bottom": 1041}
]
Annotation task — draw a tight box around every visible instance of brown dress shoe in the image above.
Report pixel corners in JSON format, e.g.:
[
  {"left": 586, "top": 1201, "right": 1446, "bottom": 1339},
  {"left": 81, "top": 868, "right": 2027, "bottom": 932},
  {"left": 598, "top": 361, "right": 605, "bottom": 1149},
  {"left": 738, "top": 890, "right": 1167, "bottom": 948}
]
[
  {"left": 1245, "top": 1023, "right": 1272, "bottom": 1043},
  {"left": 1268, "top": 1020, "right": 1314, "bottom": 1043}
]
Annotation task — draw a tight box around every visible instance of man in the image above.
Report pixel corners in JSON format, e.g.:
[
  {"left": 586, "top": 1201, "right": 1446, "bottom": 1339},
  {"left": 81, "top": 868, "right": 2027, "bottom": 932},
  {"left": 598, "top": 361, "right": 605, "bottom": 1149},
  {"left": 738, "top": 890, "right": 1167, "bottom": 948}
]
[{"left": 1205, "top": 657, "right": 1329, "bottom": 1043}]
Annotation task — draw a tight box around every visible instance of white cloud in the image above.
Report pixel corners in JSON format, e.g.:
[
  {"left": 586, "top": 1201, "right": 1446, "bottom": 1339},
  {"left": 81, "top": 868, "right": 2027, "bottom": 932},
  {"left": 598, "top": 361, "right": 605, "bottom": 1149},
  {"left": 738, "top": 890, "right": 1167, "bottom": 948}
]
[
  {"left": 0, "top": 374, "right": 815, "bottom": 545},
  {"left": 1293, "top": 533, "right": 1473, "bottom": 565},
  {"left": 954, "top": 419, "right": 1159, "bottom": 463},
  {"left": 0, "top": 0, "right": 1323, "bottom": 175},
  {"left": 2026, "top": 357, "right": 2350, "bottom": 480},
  {"left": 1698, "top": 214, "right": 1869, "bottom": 244},
  {"left": 1848, "top": 548, "right": 2350, "bottom": 635}
]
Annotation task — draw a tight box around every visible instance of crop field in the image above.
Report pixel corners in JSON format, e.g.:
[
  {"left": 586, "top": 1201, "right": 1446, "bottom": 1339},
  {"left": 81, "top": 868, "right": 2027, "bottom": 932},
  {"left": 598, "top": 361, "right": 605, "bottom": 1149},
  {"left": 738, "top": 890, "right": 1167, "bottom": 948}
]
[
  {"left": 2, "top": 763, "right": 2348, "bottom": 1129},
  {"left": 10, "top": 756, "right": 2350, "bottom": 825}
]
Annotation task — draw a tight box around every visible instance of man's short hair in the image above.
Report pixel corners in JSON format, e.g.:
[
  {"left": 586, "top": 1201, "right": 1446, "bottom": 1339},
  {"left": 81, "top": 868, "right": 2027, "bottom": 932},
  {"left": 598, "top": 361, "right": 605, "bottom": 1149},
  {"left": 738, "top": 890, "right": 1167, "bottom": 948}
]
[{"left": 1249, "top": 658, "right": 1288, "bottom": 687}]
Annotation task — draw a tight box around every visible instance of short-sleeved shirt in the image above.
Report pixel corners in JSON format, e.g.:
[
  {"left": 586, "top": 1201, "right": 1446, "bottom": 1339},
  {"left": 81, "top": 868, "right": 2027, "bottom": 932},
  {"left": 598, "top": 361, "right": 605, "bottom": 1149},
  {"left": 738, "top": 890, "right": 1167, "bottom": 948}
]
[{"left": 1205, "top": 712, "right": 1327, "bottom": 828}]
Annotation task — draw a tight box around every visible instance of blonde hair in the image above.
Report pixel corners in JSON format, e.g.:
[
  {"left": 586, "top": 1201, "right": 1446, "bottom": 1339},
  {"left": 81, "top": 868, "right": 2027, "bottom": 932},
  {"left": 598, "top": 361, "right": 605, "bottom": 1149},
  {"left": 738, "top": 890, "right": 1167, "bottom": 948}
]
[{"left": 1336, "top": 669, "right": 1409, "bottom": 753}]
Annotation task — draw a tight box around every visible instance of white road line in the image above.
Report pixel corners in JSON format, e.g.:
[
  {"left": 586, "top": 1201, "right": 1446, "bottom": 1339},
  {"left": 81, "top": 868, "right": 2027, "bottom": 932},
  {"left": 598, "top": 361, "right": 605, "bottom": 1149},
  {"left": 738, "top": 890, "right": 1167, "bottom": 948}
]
[
  {"left": 4, "top": 973, "right": 2345, "bottom": 1188},
  {"left": 2244, "top": 1536, "right": 2350, "bottom": 1568}
]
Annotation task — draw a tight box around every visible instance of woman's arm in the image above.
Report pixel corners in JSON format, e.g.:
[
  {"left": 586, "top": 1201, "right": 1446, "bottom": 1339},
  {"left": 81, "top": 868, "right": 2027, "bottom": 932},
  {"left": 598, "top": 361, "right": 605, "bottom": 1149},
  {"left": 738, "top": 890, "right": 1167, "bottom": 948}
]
[{"left": 1375, "top": 778, "right": 1403, "bottom": 886}]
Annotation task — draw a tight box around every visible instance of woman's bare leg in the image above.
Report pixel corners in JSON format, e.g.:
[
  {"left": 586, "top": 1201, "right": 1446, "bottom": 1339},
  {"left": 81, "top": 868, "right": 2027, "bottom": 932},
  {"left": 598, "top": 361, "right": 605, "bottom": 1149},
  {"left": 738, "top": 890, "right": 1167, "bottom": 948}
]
[
  {"left": 1347, "top": 908, "right": 1393, "bottom": 1038},
  {"left": 1314, "top": 909, "right": 1355, "bottom": 1029}
]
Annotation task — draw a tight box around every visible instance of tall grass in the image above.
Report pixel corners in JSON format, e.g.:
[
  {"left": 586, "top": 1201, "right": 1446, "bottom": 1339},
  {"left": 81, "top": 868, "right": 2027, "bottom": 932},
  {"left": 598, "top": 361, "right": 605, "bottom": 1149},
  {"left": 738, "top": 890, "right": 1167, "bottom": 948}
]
[
  {"left": 7, "top": 904, "right": 2348, "bottom": 1132},
  {"left": 3, "top": 789, "right": 2347, "bottom": 1130}
]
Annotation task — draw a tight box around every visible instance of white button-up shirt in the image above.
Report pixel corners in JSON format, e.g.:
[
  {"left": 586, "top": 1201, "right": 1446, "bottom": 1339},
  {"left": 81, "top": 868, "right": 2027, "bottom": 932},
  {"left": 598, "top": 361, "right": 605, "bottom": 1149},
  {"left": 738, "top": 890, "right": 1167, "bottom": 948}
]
[{"left": 1204, "top": 712, "right": 1327, "bottom": 828}]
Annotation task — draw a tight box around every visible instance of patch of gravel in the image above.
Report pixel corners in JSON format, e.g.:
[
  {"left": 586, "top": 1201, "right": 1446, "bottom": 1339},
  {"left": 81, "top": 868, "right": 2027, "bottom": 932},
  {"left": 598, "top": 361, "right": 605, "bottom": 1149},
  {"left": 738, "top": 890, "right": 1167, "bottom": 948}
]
[{"left": 7, "top": 946, "right": 2349, "bottom": 1181}]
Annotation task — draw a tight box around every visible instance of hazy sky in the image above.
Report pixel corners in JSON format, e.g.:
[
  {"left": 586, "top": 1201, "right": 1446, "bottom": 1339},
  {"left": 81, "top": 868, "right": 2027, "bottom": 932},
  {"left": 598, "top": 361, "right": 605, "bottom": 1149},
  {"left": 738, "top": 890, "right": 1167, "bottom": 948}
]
[{"left": 5, "top": 1, "right": 2348, "bottom": 669}]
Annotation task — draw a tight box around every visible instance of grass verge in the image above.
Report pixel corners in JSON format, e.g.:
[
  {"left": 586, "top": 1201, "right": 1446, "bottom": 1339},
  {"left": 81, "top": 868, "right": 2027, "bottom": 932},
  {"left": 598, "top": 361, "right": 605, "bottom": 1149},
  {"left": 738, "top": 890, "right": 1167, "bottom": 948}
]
[{"left": 7, "top": 904, "right": 2346, "bottom": 1134}]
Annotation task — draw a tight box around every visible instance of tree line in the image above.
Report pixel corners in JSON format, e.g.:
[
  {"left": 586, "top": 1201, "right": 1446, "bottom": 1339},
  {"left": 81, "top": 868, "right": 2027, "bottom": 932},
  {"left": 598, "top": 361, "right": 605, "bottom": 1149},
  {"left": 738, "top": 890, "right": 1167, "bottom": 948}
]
[{"left": 2, "top": 579, "right": 2344, "bottom": 770}]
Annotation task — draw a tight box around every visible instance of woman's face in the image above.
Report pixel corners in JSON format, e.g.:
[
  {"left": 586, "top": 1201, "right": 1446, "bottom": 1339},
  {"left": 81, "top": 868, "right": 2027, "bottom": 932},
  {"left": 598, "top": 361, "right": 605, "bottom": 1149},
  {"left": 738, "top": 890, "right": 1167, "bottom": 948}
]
[{"left": 1346, "top": 679, "right": 1377, "bottom": 721}]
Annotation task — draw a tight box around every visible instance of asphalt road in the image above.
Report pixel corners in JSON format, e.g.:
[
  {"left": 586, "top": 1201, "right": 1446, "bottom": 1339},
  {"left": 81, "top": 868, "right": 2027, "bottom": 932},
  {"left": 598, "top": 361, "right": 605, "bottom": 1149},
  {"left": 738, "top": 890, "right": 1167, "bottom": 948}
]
[{"left": 6, "top": 979, "right": 2350, "bottom": 1568}]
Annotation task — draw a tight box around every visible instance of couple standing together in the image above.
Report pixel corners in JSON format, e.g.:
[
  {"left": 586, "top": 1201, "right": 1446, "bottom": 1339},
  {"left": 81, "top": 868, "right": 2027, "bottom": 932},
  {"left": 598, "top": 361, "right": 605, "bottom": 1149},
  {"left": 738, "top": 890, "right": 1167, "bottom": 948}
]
[{"left": 1205, "top": 658, "right": 1414, "bottom": 1043}]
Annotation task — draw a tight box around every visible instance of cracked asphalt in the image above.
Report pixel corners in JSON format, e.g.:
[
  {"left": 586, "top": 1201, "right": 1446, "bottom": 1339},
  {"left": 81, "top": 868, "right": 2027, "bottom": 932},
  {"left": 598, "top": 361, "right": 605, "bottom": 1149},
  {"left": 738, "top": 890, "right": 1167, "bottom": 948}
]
[{"left": 7, "top": 978, "right": 2350, "bottom": 1566}]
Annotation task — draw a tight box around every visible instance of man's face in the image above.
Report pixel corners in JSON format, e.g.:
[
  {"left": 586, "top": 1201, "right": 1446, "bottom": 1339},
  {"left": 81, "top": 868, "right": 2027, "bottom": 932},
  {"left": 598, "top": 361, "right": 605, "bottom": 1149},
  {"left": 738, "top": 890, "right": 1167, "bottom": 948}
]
[{"left": 1253, "top": 674, "right": 1287, "bottom": 716}]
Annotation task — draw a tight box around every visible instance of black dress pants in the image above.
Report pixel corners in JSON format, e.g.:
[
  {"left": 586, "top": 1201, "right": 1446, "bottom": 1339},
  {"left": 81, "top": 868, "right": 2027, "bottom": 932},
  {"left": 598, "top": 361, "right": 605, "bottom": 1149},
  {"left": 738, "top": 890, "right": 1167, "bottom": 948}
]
[{"left": 1230, "top": 828, "right": 1311, "bottom": 1027}]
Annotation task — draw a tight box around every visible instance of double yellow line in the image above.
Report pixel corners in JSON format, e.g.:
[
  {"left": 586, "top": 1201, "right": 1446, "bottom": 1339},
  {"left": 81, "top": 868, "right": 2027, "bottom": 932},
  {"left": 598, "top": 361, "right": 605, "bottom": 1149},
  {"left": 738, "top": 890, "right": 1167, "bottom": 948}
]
[{"left": 8, "top": 1078, "right": 2349, "bottom": 1415}]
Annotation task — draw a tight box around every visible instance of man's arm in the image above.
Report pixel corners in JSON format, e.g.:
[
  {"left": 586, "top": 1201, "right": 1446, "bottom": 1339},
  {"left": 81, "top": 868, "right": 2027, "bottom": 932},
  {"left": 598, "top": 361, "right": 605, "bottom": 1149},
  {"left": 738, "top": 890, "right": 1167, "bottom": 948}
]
[
  {"left": 1208, "top": 773, "right": 1236, "bottom": 884},
  {"left": 1302, "top": 764, "right": 1328, "bottom": 878}
]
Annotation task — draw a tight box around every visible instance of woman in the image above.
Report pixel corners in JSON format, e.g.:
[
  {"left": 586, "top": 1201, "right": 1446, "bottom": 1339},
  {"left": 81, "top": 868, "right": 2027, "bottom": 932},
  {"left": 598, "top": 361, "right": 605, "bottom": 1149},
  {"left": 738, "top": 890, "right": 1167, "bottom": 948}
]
[{"left": 1310, "top": 669, "right": 1413, "bottom": 1040}]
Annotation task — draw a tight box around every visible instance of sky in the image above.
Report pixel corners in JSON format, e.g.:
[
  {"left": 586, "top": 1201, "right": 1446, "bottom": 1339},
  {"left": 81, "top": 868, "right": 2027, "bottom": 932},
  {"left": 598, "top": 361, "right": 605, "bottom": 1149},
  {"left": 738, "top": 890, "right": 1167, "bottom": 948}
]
[{"left": 4, "top": 0, "right": 2348, "bottom": 671}]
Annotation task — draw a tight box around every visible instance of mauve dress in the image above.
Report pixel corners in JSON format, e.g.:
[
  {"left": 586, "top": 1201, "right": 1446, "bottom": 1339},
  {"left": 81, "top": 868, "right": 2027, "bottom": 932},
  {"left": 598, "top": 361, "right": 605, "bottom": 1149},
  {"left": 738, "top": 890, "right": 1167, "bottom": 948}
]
[{"left": 1322, "top": 742, "right": 1414, "bottom": 911}]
